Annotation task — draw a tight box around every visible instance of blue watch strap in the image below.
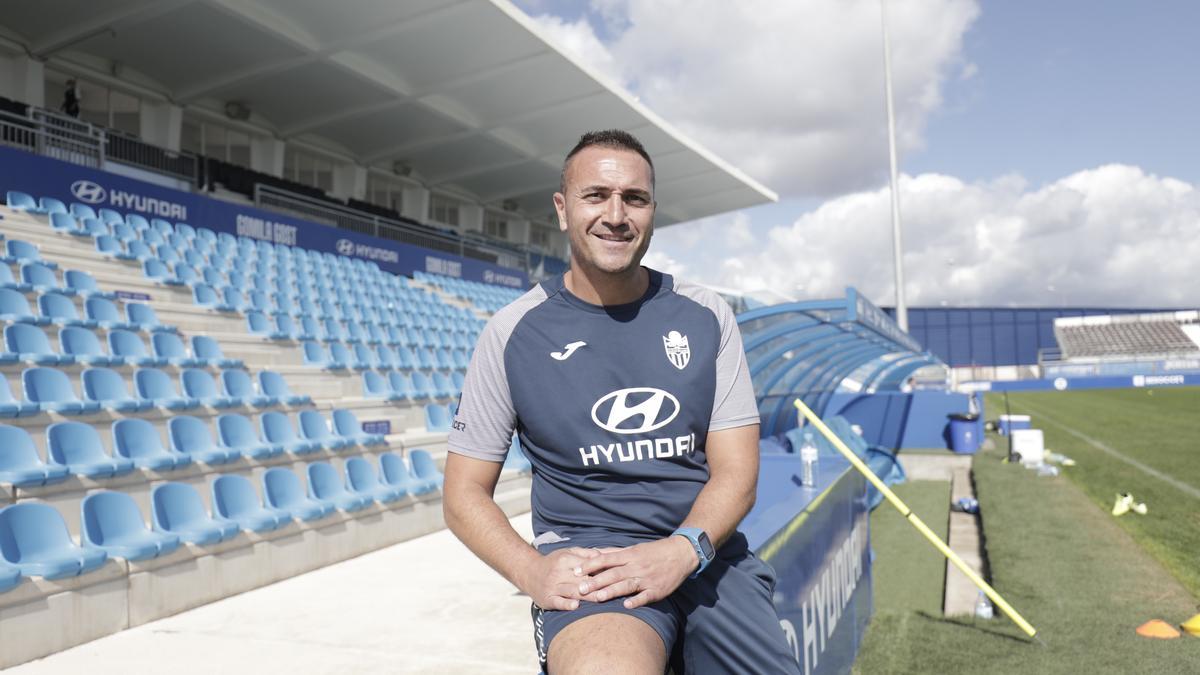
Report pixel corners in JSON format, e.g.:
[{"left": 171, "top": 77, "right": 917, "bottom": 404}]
[{"left": 673, "top": 527, "right": 714, "bottom": 578}]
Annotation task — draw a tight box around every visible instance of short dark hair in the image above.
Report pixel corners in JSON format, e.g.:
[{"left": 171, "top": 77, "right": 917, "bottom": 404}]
[{"left": 560, "top": 129, "right": 655, "bottom": 194}]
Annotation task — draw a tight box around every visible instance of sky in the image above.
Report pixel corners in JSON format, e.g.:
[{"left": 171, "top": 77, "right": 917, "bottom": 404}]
[{"left": 512, "top": 0, "right": 1200, "bottom": 308}]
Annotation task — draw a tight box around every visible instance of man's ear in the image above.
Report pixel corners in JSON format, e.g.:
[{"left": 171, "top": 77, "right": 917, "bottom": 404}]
[{"left": 553, "top": 192, "right": 568, "bottom": 232}]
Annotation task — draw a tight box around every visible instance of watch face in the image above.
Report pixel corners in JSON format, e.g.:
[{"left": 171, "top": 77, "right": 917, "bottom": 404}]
[{"left": 697, "top": 532, "right": 716, "bottom": 559}]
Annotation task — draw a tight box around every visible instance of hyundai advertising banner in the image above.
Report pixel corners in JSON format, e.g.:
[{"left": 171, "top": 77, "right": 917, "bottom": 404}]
[
  {"left": 0, "top": 146, "right": 528, "bottom": 288},
  {"left": 744, "top": 455, "right": 873, "bottom": 675}
]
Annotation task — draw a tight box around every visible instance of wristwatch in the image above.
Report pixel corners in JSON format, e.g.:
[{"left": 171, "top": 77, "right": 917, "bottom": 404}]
[{"left": 673, "top": 527, "right": 716, "bottom": 578}]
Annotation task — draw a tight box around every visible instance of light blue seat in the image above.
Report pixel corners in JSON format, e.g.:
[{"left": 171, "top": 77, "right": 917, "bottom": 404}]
[
  {"left": 60, "top": 326, "right": 121, "bottom": 366},
  {"left": 261, "top": 468, "right": 333, "bottom": 522},
  {"left": 70, "top": 203, "right": 98, "bottom": 221},
  {"left": 257, "top": 370, "right": 311, "bottom": 406},
  {"left": 211, "top": 475, "right": 289, "bottom": 533},
  {"left": 0, "top": 424, "right": 69, "bottom": 486},
  {"left": 0, "top": 288, "right": 50, "bottom": 325},
  {"left": 259, "top": 411, "right": 321, "bottom": 455},
  {"left": 193, "top": 283, "right": 235, "bottom": 312},
  {"left": 85, "top": 297, "right": 138, "bottom": 331},
  {"left": 98, "top": 208, "right": 124, "bottom": 225},
  {"left": 168, "top": 416, "right": 239, "bottom": 465},
  {"left": 108, "top": 330, "right": 167, "bottom": 367},
  {"left": 0, "top": 373, "right": 39, "bottom": 417},
  {"left": 352, "top": 343, "right": 378, "bottom": 369},
  {"left": 126, "top": 240, "right": 154, "bottom": 261},
  {"left": 142, "top": 258, "right": 183, "bottom": 286},
  {"left": 0, "top": 560, "right": 19, "bottom": 593},
  {"left": 22, "top": 262, "right": 70, "bottom": 294},
  {"left": 417, "top": 348, "right": 437, "bottom": 370},
  {"left": 4, "top": 240, "right": 56, "bottom": 269},
  {"left": 432, "top": 371, "right": 455, "bottom": 398},
  {"left": 38, "top": 197, "right": 67, "bottom": 215},
  {"left": 39, "top": 291, "right": 96, "bottom": 328},
  {"left": 0, "top": 264, "right": 32, "bottom": 293},
  {"left": 81, "top": 491, "right": 180, "bottom": 561},
  {"left": 221, "top": 369, "right": 275, "bottom": 407},
  {"left": 180, "top": 368, "right": 238, "bottom": 409},
  {"left": 151, "top": 332, "right": 205, "bottom": 367},
  {"left": 125, "top": 302, "right": 176, "bottom": 333},
  {"left": 111, "top": 221, "right": 137, "bottom": 242},
  {"left": 216, "top": 414, "right": 281, "bottom": 459},
  {"left": 47, "top": 421, "right": 135, "bottom": 478},
  {"left": 408, "top": 449, "right": 444, "bottom": 489},
  {"left": 0, "top": 503, "right": 107, "bottom": 579},
  {"left": 379, "top": 452, "right": 436, "bottom": 495},
  {"left": 64, "top": 270, "right": 115, "bottom": 299},
  {"left": 503, "top": 434, "right": 532, "bottom": 473},
  {"left": 220, "top": 287, "right": 246, "bottom": 312},
  {"left": 126, "top": 214, "right": 150, "bottom": 231},
  {"left": 82, "top": 367, "right": 152, "bottom": 412},
  {"left": 374, "top": 345, "right": 400, "bottom": 368},
  {"left": 363, "top": 370, "right": 400, "bottom": 400},
  {"left": 6, "top": 190, "right": 39, "bottom": 212},
  {"left": 113, "top": 418, "right": 191, "bottom": 471},
  {"left": 301, "top": 340, "right": 344, "bottom": 369},
  {"left": 332, "top": 342, "right": 367, "bottom": 370},
  {"left": 298, "top": 409, "right": 352, "bottom": 450},
  {"left": 6, "top": 323, "right": 72, "bottom": 365},
  {"left": 451, "top": 371, "right": 465, "bottom": 392},
  {"left": 191, "top": 335, "right": 242, "bottom": 369},
  {"left": 345, "top": 457, "right": 406, "bottom": 503},
  {"left": 424, "top": 404, "right": 452, "bottom": 433},
  {"left": 306, "top": 462, "right": 371, "bottom": 512},
  {"left": 151, "top": 482, "right": 239, "bottom": 546},
  {"left": 246, "top": 310, "right": 286, "bottom": 339},
  {"left": 23, "top": 367, "right": 101, "bottom": 415},
  {"left": 50, "top": 212, "right": 87, "bottom": 236},
  {"left": 410, "top": 371, "right": 436, "bottom": 400},
  {"left": 332, "top": 408, "right": 386, "bottom": 447},
  {"left": 135, "top": 368, "right": 200, "bottom": 410}
]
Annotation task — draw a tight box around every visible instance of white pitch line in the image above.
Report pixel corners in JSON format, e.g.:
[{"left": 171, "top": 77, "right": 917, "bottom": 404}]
[{"left": 1012, "top": 403, "right": 1200, "bottom": 501}]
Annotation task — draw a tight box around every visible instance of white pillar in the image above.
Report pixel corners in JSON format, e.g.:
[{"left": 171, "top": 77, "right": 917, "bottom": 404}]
[
  {"left": 331, "top": 163, "right": 367, "bottom": 201},
  {"left": 250, "top": 137, "right": 285, "bottom": 177},
  {"left": 459, "top": 204, "right": 483, "bottom": 233},
  {"left": 401, "top": 186, "right": 429, "bottom": 222},
  {"left": 138, "top": 100, "right": 182, "bottom": 151},
  {"left": 0, "top": 55, "right": 44, "bottom": 107}
]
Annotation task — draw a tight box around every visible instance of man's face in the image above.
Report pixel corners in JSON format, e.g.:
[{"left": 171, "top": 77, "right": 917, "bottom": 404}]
[{"left": 554, "top": 146, "right": 655, "bottom": 277}]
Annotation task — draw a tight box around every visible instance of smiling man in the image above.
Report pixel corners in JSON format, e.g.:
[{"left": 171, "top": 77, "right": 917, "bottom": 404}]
[{"left": 444, "top": 130, "right": 799, "bottom": 674}]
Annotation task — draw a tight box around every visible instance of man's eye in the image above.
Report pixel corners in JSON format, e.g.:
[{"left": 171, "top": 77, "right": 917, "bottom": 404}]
[
  {"left": 583, "top": 192, "right": 605, "bottom": 201},
  {"left": 625, "top": 195, "right": 649, "bottom": 205}
]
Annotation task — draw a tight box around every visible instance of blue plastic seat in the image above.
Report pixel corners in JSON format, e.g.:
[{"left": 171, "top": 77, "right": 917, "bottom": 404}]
[
  {"left": 112, "top": 418, "right": 191, "bottom": 471},
  {"left": 70, "top": 203, "right": 98, "bottom": 221},
  {"left": 98, "top": 208, "right": 124, "bottom": 225},
  {"left": 4, "top": 240, "right": 56, "bottom": 269},
  {"left": 306, "top": 462, "right": 371, "bottom": 512},
  {"left": 142, "top": 258, "right": 181, "bottom": 286},
  {"left": 301, "top": 340, "right": 344, "bottom": 369},
  {"left": 261, "top": 468, "right": 333, "bottom": 522},
  {"left": 332, "top": 408, "right": 386, "bottom": 447},
  {"left": 0, "top": 373, "right": 39, "bottom": 417},
  {"left": 0, "top": 561, "right": 19, "bottom": 593},
  {"left": 126, "top": 240, "right": 154, "bottom": 261},
  {"left": 0, "top": 424, "right": 69, "bottom": 486},
  {"left": 151, "top": 332, "right": 205, "bottom": 367},
  {"left": 211, "top": 475, "right": 289, "bottom": 533},
  {"left": 0, "top": 288, "right": 50, "bottom": 325},
  {"left": 108, "top": 330, "right": 167, "bottom": 366},
  {"left": 150, "top": 482, "right": 239, "bottom": 546},
  {"left": 345, "top": 457, "right": 406, "bottom": 503},
  {"left": 126, "top": 302, "right": 176, "bottom": 333},
  {"left": 259, "top": 411, "right": 321, "bottom": 455},
  {"left": 424, "top": 404, "right": 452, "bottom": 433},
  {"left": 379, "top": 452, "right": 436, "bottom": 495},
  {"left": 192, "top": 283, "right": 235, "bottom": 312},
  {"left": 38, "top": 197, "right": 67, "bottom": 215},
  {"left": 85, "top": 297, "right": 137, "bottom": 330},
  {"left": 59, "top": 326, "right": 120, "bottom": 366},
  {"left": 180, "top": 368, "right": 238, "bottom": 409},
  {"left": 258, "top": 370, "right": 310, "bottom": 406},
  {"left": 352, "top": 343, "right": 378, "bottom": 369},
  {"left": 298, "top": 409, "right": 353, "bottom": 450},
  {"left": 6, "top": 190, "right": 39, "bottom": 212},
  {"left": 332, "top": 342, "right": 367, "bottom": 370},
  {"left": 50, "top": 212, "right": 88, "bottom": 236},
  {"left": 126, "top": 214, "right": 150, "bottom": 231},
  {"left": 82, "top": 367, "right": 152, "bottom": 412},
  {"left": 23, "top": 367, "right": 101, "bottom": 415},
  {"left": 408, "top": 449, "right": 444, "bottom": 489},
  {"left": 216, "top": 414, "right": 281, "bottom": 459},
  {"left": 0, "top": 503, "right": 107, "bottom": 579},
  {"left": 363, "top": 370, "right": 400, "bottom": 400},
  {"left": 81, "top": 491, "right": 180, "bottom": 561},
  {"left": 432, "top": 370, "right": 456, "bottom": 398},
  {"left": 63, "top": 270, "right": 115, "bottom": 299},
  {"left": 0, "top": 264, "right": 32, "bottom": 293},
  {"left": 47, "top": 421, "right": 136, "bottom": 478},
  {"left": 38, "top": 291, "right": 96, "bottom": 328},
  {"left": 135, "top": 368, "right": 200, "bottom": 410},
  {"left": 221, "top": 369, "right": 275, "bottom": 407},
  {"left": 168, "top": 416, "right": 239, "bottom": 465},
  {"left": 6, "top": 323, "right": 72, "bottom": 365},
  {"left": 22, "top": 262, "right": 70, "bottom": 294},
  {"left": 246, "top": 310, "right": 286, "bottom": 339},
  {"left": 191, "top": 335, "right": 242, "bottom": 369},
  {"left": 410, "top": 371, "right": 436, "bottom": 400}
]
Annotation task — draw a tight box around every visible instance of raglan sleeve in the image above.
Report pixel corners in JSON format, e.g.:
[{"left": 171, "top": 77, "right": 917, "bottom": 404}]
[
  {"left": 708, "top": 296, "right": 760, "bottom": 432},
  {"left": 447, "top": 317, "right": 517, "bottom": 462}
]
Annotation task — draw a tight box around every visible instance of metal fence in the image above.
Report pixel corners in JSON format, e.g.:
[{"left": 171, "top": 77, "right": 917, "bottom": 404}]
[
  {"left": 106, "top": 130, "right": 199, "bottom": 184},
  {"left": 0, "top": 109, "right": 104, "bottom": 168}
]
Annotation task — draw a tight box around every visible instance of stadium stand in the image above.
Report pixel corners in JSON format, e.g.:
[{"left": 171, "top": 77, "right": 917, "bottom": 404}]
[{"left": 1054, "top": 311, "right": 1200, "bottom": 359}]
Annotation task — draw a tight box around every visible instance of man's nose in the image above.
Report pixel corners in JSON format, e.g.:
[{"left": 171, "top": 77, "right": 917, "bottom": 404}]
[{"left": 604, "top": 193, "right": 627, "bottom": 224}]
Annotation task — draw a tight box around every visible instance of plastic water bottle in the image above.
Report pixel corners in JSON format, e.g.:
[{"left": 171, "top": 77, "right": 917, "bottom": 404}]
[
  {"left": 799, "top": 437, "right": 818, "bottom": 488},
  {"left": 975, "top": 590, "right": 993, "bottom": 619}
]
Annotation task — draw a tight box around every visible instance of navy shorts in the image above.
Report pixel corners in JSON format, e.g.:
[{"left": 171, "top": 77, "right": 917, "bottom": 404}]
[{"left": 531, "top": 533, "right": 800, "bottom": 674}]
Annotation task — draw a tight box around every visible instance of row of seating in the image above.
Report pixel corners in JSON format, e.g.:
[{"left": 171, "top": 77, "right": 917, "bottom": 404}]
[
  {"left": 2, "top": 324, "right": 239, "bottom": 369},
  {"left": 1, "top": 287, "right": 174, "bottom": 333},
  {"left": 418, "top": 271, "right": 524, "bottom": 313},
  {"left": 362, "top": 370, "right": 461, "bottom": 402},
  {"left": 0, "top": 451, "right": 444, "bottom": 590},
  {"left": 299, "top": 339, "right": 466, "bottom": 371},
  {"left": 0, "top": 407, "right": 385, "bottom": 485},
  {"left": 243, "top": 307, "right": 475, "bottom": 348},
  {"left": 1, "top": 261, "right": 113, "bottom": 299}
]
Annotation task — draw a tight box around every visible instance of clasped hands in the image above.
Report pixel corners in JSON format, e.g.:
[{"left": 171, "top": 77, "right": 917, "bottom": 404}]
[{"left": 523, "top": 536, "right": 699, "bottom": 612}]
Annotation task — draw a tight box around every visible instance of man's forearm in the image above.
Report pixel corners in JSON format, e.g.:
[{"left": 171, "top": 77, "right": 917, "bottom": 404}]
[
  {"left": 678, "top": 469, "right": 756, "bottom": 549},
  {"left": 444, "top": 480, "right": 541, "bottom": 590}
]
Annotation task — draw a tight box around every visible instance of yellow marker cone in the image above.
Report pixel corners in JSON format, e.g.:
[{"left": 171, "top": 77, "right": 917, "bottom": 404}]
[
  {"left": 1181, "top": 613, "right": 1200, "bottom": 637},
  {"left": 793, "top": 399, "right": 1040, "bottom": 640},
  {"left": 1136, "top": 619, "right": 1180, "bottom": 639}
]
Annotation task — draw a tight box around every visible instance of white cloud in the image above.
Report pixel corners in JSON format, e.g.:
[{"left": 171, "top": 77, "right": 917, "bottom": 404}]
[
  {"left": 641, "top": 249, "right": 690, "bottom": 278},
  {"left": 657, "top": 165, "right": 1199, "bottom": 307}
]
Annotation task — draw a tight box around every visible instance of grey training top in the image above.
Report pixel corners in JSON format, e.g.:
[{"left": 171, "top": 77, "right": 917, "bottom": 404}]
[{"left": 447, "top": 269, "right": 758, "bottom": 548}]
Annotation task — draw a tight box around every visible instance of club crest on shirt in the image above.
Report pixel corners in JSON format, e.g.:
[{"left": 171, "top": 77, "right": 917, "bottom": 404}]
[{"left": 663, "top": 330, "right": 690, "bottom": 370}]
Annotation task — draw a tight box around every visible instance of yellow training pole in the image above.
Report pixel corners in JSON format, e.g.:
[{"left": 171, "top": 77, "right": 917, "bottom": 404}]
[{"left": 793, "top": 399, "right": 1038, "bottom": 639}]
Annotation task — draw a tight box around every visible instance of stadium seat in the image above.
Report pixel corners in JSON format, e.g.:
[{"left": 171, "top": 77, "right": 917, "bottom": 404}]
[
  {"left": 98, "top": 208, "right": 124, "bottom": 226},
  {"left": 126, "top": 240, "right": 154, "bottom": 261},
  {"left": 82, "top": 368, "right": 152, "bottom": 412},
  {"left": 259, "top": 411, "right": 321, "bottom": 455},
  {"left": 379, "top": 452, "right": 436, "bottom": 495},
  {"left": 81, "top": 491, "right": 180, "bottom": 561},
  {"left": 109, "top": 330, "right": 167, "bottom": 366},
  {"left": 59, "top": 327, "right": 120, "bottom": 366},
  {"left": 168, "top": 416, "right": 239, "bottom": 465},
  {"left": 301, "top": 340, "right": 344, "bottom": 369},
  {"left": 22, "top": 262, "right": 70, "bottom": 295},
  {"left": 424, "top": 404, "right": 452, "bottom": 433},
  {"left": 125, "top": 302, "right": 176, "bottom": 333},
  {"left": 306, "top": 462, "right": 371, "bottom": 512},
  {"left": 332, "top": 342, "right": 368, "bottom": 370},
  {"left": 352, "top": 343, "right": 378, "bottom": 369},
  {"left": 180, "top": 368, "right": 238, "bottom": 409},
  {"left": 85, "top": 297, "right": 138, "bottom": 331},
  {"left": 150, "top": 482, "right": 239, "bottom": 546},
  {"left": 37, "top": 198, "right": 67, "bottom": 216},
  {"left": 3, "top": 240, "right": 56, "bottom": 269},
  {"left": 0, "top": 424, "right": 69, "bottom": 486},
  {"left": 193, "top": 283, "right": 235, "bottom": 312},
  {"left": 47, "top": 421, "right": 135, "bottom": 479},
  {"left": 0, "top": 373, "right": 38, "bottom": 417},
  {"left": 6, "top": 190, "right": 39, "bottom": 212},
  {"left": 39, "top": 291, "right": 97, "bottom": 328},
  {"left": 191, "top": 335, "right": 243, "bottom": 369},
  {"left": 112, "top": 418, "right": 191, "bottom": 471},
  {"left": 332, "top": 409, "right": 386, "bottom": 447},
  {"left": 261, "top": 468, "right": 333, "bottom": 522},
  {"left": 23, "top": 367, "right": 101, "bottom": 415},
  {"left": 432, "top": 371, "right": 455, "bottom": 398},
  {"left": 221, "top": 369, "right": 275, "bottom": 407},
  {"left": 151, "top": 332, "right": 205, "bottom": 367},
  {"left": 408, "top": 449, "right": 444, "bottom": 489},
  {"left": 50, "top": 212, "right": 88, "bottom": 236},
  {"left": 135, "top": 368, "right": 200, "bottom": 410},
  {"left": 246, "top": 310, "right": 286, "bottom": 339},
  {"left": 0, "top": 503, "right": 108, "bottom": 579},
  {"left": 211, "top": 475, "right": 289, "bottom": 533},
  {"left": 363, "top": 370, "right": 400, "bottom": 401},
  {"left": 63, "top": 270, "right": 114, "bottom": 299},
  {"left": 216, "top": 413, "right": 281, "bottom": 459},
  {"left": 6, "top": 323, "right": 72, "bottom": 365},
  {"left": 257, "top": 370, "right": 311, "bottom": 406},
  {"left": 0, "top": 264, "right": 32, "bottom": 293},
  {"left": 70, "top": 203, "right": 98, "bottom": 221},
  {"left": 0, "top": 288, "right": 50, "bottom": 325},
  {"left": 0, "top": 561, "right": 19, "bottom": 593},
  {"left": 411, "top": 371, "right": 437, "bottom": 400},
  {"left": 298, "top": 409, "right": 352, "bottom": 450},
  {"left": 126, "top": 214, "right": 150, "bottom": 231},
  {"left": 345, "top": 457, "right": 406, "bottom": 503}
]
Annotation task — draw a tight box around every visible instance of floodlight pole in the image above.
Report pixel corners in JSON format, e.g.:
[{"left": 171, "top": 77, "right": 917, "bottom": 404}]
[{"left": 880, "top": 0, "right": 908, "bottom": 331}]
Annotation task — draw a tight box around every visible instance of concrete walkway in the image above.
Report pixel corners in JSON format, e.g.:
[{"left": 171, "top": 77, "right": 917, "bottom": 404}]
[{"left": 10, "top": 516, "right": 539, "bottom": 674}]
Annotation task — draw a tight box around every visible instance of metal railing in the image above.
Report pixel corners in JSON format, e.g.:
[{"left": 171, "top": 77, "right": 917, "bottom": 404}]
[
  {"left": 0, "top": 109, "right": 104, "bottom": 168},
  {"left": 106, "top": 129, "right": 199, "bottom": 183}
]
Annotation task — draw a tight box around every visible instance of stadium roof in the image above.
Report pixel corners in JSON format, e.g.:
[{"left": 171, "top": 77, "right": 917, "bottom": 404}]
[{"left": 0, "top": 0, "right": 777, "bottom": 226}]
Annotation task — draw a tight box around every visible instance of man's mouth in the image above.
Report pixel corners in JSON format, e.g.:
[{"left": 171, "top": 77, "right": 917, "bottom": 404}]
[{"left": 593, "top": 231, "right": 633, "bottom": 242}]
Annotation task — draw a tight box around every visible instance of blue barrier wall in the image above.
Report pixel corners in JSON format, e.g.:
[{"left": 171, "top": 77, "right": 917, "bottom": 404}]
[
  {"left": 977, "top": 372, "right": 1200, "bottom": 392},
  {"left": 0, "top": 146, "right": 528, "bottom": 288},
  {"left": 826, "top": 391, "right": 972, "bottom": 450}
]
